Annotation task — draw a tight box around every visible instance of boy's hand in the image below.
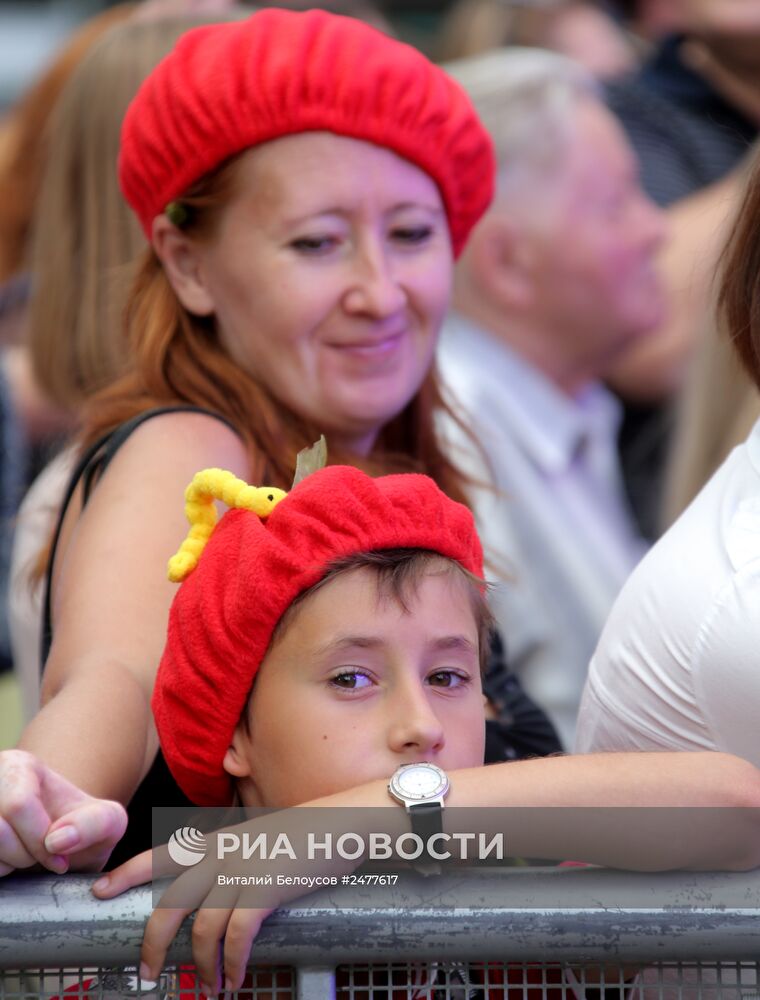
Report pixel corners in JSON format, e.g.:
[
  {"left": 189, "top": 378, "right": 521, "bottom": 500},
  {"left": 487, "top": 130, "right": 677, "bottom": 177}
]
[
  {"left": 0, "top": 750, "right": 127, "bottom": 875},
  {"left": 94, "top": 837, "right": 296, "bottom": 995},
  {"left": 142, "top": 890, "right": 273, "bottom": 998},
  {"left": 95, "top": 809, "right": 360, "bottom": 997},
  {"left": 91, "top": 847, "right": 155, "bottom": 895}
]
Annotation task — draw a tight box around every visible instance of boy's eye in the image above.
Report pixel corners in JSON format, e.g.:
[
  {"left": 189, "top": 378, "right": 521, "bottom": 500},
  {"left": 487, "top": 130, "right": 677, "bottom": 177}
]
[
  {"left": 290, "top": 235, "right": 340, "bottom": 254},
  {"left": 427, "top": 670, "right": 469, "bottom": 689},
  {"left": 391, "top": 224, "right": 433, "bottom": 245},
  {"left": 329, "top": 670, "right": 373, "bottom": 690}
]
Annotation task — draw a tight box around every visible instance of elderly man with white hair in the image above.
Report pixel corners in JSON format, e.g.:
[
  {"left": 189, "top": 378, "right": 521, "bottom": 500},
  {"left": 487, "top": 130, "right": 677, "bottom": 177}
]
[{"left": 439, "top": 49, "right": 666, "bottom": 747}]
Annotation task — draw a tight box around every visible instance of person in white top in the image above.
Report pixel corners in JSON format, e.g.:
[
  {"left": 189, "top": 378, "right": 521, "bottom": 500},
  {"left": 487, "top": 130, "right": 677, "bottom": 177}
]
[
  {"left": 440, "top": 49, "right": 666, "bottom": 747},
  {"left": 577, "top": 150, "right": 760, "bottom": 766}
]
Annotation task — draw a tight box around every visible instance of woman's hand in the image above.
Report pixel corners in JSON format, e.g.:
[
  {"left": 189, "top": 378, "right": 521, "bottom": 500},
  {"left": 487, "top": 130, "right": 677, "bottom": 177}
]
[{"left": 0, "top": 750, "right": 127, "bottom": 875}]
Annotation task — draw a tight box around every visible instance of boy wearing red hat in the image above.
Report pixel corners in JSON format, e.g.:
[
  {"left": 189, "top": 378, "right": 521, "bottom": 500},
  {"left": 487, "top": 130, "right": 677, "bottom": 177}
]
[
  {"left": 87, "top": 463, "right": 760, "bottom": 998},
  {"left": 152, "top": 464, "right": 489, "bottom": 809}
]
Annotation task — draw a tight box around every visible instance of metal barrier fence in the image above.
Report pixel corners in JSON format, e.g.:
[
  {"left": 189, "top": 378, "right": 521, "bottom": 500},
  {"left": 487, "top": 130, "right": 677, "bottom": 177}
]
[{"left": 1, "top": 867, "right": 759, "bottom": 998}]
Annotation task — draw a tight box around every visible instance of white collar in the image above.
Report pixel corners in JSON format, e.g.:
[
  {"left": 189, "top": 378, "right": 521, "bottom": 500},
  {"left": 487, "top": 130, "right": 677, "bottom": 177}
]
[{"left": 441, "top": 314, "right": 622, "bottom": 475}]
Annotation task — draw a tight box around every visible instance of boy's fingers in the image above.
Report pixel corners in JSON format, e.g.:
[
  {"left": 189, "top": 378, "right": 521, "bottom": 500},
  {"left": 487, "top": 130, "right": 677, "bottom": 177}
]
[
  {"left": 158, "top": 854, "right": 215, "bottom": 910},
  {"left": 91, "top": 848, "right": 155, "bottom": 898},
  {"left": 191, "top": 906, "right": 234, "bottom": 993},
  {"left": 141, "top": 905, "right": 193, "bottom": 981},
  {"left": 45, "top": 799, "right": 127, "bottom": 857},
  {"left": 139, "top": 860, "right": 233, "bottom": 988},
  {"left": 223, "top": 907, "right": 270, "bottom": 992}
]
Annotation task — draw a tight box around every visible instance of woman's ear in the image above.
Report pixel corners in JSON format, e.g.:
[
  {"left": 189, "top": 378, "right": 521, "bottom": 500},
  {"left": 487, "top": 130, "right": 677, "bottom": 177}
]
[
  {"left": 223, "top": 723, "right": 252, "bottom": 780},
  {"left": 151, "top": 214, "right": 216, "bottom": 316}
]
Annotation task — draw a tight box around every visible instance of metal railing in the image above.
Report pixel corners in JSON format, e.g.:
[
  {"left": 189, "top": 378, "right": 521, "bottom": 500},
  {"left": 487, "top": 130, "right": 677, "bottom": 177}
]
[{"left": 1, "top": 867, "right": 759, "bottom": 997}]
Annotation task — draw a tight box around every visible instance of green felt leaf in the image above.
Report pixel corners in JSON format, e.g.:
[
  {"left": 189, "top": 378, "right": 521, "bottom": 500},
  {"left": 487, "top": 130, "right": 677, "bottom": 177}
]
[{"left": 292, "top": 435, "right": 328, "bottom": 487}]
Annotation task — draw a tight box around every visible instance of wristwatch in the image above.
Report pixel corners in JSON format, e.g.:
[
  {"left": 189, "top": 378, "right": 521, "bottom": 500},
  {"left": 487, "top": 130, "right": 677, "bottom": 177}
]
[{"left": 388, "top": 762, "right": 449, "bottom": 874}]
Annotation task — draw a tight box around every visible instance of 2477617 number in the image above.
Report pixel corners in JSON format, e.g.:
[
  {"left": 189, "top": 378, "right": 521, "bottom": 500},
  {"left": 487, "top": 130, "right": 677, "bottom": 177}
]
[{"left": 341, "top": 873, "right": 400, "bottom": 886}]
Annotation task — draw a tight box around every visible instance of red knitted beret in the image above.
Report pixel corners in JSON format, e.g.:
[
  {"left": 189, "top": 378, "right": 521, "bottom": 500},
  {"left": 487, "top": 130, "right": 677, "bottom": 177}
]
[
  {"left": 118, "top": 8, "right": 494, "bottom": 256},
  {"left": 153, "top": 465, "right": 483, "bottom": 806}
]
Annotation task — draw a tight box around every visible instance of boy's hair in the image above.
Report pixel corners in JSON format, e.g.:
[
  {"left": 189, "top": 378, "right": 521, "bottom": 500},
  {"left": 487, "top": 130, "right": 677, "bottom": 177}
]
[
  {"left": 274, "top": 548, "right": 492, "bottom": 670},
  {"left": 239, "top": 547, "right": 494, "bottom": 737}
]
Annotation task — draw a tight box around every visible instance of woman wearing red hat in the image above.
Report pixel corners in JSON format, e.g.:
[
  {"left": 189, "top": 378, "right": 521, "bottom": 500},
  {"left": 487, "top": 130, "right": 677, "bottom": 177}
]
[{"left": 0, "top": 8, "right": 554, "bottom": 878}]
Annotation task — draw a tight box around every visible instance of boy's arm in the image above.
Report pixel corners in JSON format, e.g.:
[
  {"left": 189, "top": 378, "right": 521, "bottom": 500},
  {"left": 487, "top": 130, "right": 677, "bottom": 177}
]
[
  {"left": 0, "top": 412, "right": 249, "bottom": 875},
  {"left": 347, "top": 751, "right": 760, "bottom": 872},
  {"left": 98, "top": 750, "right": 760, "bottom": 994}
]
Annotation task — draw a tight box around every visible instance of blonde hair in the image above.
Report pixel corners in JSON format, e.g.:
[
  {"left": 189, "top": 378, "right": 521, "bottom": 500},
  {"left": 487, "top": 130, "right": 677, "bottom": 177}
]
[
  {"left": 662, "top": 320, "right": 760, "bottom": 527},
  {"left": 27, "top": 12, "right": 247, "bottom": 412},
  {"left": 664, "top": 149, "right": 760, "bottom": 526},
  {"left": 0, "top": 3, "right": 136, "bottom": 286}
]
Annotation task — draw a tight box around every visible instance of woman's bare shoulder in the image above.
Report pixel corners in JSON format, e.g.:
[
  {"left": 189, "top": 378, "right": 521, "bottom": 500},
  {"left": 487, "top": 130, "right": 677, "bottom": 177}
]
[
  {"left": 112, "top": 409, "right": 248, "bottom": 466},
  {"left": 89, "top": 409, "right": 251, "bottom": 495},
  {"left": 44, "top": 410, "right": 251, "bottom": 698}
]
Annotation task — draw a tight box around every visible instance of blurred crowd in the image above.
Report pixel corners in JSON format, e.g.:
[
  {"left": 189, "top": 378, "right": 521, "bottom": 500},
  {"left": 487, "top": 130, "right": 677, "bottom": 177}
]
[{"left": 0, "top": 0, "right": 759, "bottom": 859}]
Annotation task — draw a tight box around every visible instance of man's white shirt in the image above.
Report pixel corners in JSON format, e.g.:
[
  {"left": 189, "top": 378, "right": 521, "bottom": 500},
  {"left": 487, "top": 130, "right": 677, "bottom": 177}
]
[{"left": 437, "top": 314, "right": 646, "bottom": 747}]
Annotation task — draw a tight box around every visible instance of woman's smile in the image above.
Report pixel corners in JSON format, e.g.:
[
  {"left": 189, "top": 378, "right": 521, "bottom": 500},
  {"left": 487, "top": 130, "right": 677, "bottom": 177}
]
[
  {"left": 326, "top": 328, "right": 408, "bottom": 364},
  {"left": 188, "top": 131, "right": 452, "bottom": 455}
]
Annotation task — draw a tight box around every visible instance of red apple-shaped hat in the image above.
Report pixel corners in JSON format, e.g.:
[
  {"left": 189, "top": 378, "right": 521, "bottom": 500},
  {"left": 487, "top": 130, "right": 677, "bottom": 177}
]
[
  {"left": 118, "top": 8, "right": 494, "bottom": 255},
  {"left": 153, "top": 463, "right": 484, "bottom": 805}
]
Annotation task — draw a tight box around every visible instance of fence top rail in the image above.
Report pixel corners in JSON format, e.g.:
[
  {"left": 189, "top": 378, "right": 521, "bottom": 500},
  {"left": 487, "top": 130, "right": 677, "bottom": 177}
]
[{"left": 1, "top": 867, "right": 759, "bottom": 968}]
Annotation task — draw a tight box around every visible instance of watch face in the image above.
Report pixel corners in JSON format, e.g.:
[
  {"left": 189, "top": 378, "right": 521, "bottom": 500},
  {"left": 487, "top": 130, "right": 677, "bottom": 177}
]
[{"left": 393, "top": 762, "right": 448, "bottom": 800}]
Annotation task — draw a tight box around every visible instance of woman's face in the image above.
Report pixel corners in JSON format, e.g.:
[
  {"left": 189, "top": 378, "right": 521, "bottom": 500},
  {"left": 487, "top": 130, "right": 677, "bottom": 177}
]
[{"left": 181, "top": 133, "right": 453, "bottom": 455}]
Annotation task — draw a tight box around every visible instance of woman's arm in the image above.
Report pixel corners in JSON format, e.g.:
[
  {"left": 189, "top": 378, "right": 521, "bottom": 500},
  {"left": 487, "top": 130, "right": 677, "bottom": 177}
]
[{"left": 0, "top": 411, "right": 250, "bottom": 874}]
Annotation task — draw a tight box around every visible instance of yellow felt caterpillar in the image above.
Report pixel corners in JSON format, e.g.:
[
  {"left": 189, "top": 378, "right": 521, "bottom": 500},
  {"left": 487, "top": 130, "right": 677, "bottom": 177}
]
[{"left": 167, "top": 468, "right": 287, "bottom": 582}]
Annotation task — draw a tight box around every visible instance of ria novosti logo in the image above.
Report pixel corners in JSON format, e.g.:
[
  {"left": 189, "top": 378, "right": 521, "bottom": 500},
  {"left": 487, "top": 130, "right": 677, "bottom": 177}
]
[
  {"left": 164, "top": 821, "right": 505, "bottom": 868},
  {"left": 167, "top": 827, "right": 208, "bottom": 867}
]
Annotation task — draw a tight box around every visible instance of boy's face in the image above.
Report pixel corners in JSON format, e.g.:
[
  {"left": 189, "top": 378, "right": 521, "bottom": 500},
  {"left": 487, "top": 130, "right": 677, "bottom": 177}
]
[{"left": 224, "top": 567, "right": 486, "bottom": 808}]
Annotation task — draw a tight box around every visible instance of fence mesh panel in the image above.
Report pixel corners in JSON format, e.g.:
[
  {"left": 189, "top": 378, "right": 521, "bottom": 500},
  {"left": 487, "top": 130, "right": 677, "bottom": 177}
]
[
  {"left": 336, "top": 962, "right": 760, "bottom": 999},
  {"left": 0, "top": 966, "right": 294, "bottom": 998},
  {"left": 1, "top": 962, "right": 758, "bottom": 999}
]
